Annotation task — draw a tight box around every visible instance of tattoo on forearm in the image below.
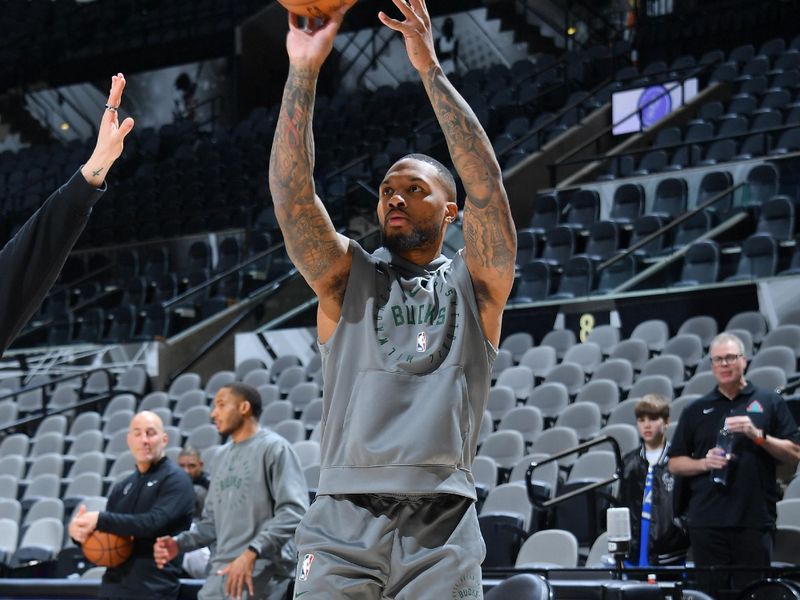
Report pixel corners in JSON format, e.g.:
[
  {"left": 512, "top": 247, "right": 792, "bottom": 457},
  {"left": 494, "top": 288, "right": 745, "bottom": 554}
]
[
  {"left": 92, "top": 168, "right": 103, "bottom": 177},
  {"left": 270, "top": 66, "right": 316, "bottom": 206},
  {"left": 269, "top": 66, "right": 341, "bottom": 285},
  {"left": 423, "top": 65, "right": 516, "bottom": 284}
]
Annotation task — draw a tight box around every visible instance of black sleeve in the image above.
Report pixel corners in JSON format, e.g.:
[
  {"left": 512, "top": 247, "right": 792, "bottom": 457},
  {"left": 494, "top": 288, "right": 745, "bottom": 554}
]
[
  {"left": 97, "top": 469, "right": 194, "bottom": 538},
  {"left": 667, "top": 411, "right": 693, "bottom": 458},
  {"left": 770, "top": 394, "right": 800, "bottom": 443},
  {"left": 0, "top": 169, "right": 103, "bottom": 354}
]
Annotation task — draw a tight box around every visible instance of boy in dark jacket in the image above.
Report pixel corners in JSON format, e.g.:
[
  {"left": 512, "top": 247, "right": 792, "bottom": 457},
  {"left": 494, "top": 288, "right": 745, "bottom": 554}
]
[{"left": 620, "top": 394, "right": 689, "bottom": 566}]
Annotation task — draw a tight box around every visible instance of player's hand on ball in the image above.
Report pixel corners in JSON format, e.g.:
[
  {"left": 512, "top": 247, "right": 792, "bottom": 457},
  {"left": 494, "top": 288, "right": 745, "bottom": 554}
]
[
  {"left": 154, "top": 536, "right": 179, "bottom": 569},
  {"left": 218, "top": 549, "right": 257, "bottom": 600},
  {"left": 68, "top": 505, "right": 93, "bottom": 543}
]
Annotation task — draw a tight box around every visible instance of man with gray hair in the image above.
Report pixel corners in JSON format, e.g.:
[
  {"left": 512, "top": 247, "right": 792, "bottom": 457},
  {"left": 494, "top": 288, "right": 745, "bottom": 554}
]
[{"left": 669, "top": 332, "right": 800, "bottom": 595}]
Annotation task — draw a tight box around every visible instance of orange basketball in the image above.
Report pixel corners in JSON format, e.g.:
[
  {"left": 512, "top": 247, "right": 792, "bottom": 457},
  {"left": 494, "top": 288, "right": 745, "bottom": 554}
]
[
  {"left": 82, "top": 531, "right": 134, "bottom": 568},
  {"left": 276, "top": 0, "right": 353, "bottom": 18}
]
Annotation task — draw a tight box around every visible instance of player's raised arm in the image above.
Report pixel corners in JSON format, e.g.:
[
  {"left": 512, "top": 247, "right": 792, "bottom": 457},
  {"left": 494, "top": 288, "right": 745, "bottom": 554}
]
[
  {"left": 379, "top": 0, "right": 516, "bottom": 345},
  {"left": 268, "top": 8, "right": 353, "bottom": 311}
]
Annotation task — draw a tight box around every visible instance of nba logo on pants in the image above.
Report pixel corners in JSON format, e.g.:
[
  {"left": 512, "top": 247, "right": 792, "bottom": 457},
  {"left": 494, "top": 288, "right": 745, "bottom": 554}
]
[{"left": 299, "top": 553, "right": 314, "bottom": 581}]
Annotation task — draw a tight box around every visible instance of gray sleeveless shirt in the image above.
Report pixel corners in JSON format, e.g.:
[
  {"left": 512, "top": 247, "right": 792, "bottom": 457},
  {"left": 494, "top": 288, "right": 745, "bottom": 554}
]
[{"left": 316, "top": 241, "right": 495, "bottom": 500}]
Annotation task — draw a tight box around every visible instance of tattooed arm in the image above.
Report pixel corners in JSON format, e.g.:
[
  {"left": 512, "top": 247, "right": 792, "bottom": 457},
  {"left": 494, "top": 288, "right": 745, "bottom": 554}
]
[
  {"left": 379, "top": 0, "right": 516, "bottom": 346},
  {"left": 269, "top": 8, "right": 353, "bottom": 343}
]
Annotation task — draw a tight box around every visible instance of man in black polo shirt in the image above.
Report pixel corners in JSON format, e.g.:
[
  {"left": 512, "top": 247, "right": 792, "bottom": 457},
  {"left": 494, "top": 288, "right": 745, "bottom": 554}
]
[{"left": 669, "top": 332, "right": 800, "bottom": 595}]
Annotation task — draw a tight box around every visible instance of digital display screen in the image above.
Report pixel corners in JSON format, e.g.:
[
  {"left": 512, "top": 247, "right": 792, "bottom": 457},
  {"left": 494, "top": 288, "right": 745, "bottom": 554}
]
[{"left": 612, "top": 78, "right": 699, "bottom": 135}]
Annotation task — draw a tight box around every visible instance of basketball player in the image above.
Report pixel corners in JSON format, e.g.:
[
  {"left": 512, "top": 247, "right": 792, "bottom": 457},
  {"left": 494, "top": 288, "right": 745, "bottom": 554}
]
[
  {"left": 68, "top": 411, "right": 194, "bottom": 599},
  {"left": 0, "top": 73, "right": 134, "bottom": 355},
  {"left": 268, "top": 0, "right": 516, "bottom": 596},
  {"left": 153, "top": 384, "right": 308, "bottom": 600}
]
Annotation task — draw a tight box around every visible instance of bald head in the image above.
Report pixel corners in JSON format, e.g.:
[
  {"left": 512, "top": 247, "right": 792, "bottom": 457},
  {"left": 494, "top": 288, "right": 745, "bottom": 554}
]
[{"left": 127, "top": 410, "right": 168, "bottom": 472}]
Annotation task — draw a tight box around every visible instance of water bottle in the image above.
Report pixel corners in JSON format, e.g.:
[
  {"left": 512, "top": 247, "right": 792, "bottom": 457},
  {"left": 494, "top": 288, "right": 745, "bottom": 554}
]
[{"left": 710, "top": 426, "right": 734, "bottom": 486}]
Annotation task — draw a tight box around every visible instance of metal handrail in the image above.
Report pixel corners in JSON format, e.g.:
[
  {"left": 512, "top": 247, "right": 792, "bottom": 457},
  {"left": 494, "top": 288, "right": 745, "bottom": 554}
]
[
  {"left": 161, "top": 240, "right": 288, "bottom": 310},
  {"left": 0, "top": 366, "right": 113, "bottom": 411},
  {"left": 525, "top": 434, "right": 623, "bottom": 509}
]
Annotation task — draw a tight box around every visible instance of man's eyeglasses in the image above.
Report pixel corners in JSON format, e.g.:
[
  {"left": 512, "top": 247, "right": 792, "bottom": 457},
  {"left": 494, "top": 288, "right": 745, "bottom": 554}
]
[{"left": 710, "top": 353, "right": 743, "bottom": 366}]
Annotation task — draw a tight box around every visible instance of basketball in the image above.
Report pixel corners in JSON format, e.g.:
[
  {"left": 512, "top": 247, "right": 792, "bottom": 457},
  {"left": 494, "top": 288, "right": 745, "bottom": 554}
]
[
  {"left": 82, "top": 531, "right": 134, "bottom": 568},
  {"left": 276, "top": 0, "right": 353, "bottom": 18}
]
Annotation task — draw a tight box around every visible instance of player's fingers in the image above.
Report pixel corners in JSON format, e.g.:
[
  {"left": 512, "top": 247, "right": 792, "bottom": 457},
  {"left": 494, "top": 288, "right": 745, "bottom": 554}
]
[
  {"left": 377, "top": 11, "right": 407, "bottom": 34},
  {"left": 232, "top": 572, "right": 242, "bottom": 600},
  {"left": 246, "top": 571, "right": 254, "bottom": 596}
]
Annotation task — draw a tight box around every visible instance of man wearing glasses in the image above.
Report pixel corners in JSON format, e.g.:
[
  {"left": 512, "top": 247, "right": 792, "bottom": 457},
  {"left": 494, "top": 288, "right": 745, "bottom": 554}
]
[{"left": 669, "top": 332, "right": 800, "bottom": 595}]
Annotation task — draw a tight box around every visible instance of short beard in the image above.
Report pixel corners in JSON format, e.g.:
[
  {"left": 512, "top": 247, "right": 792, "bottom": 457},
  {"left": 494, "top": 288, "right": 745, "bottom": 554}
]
[{"left": 381, "top": 222, "right": 440, "bottom": 254}]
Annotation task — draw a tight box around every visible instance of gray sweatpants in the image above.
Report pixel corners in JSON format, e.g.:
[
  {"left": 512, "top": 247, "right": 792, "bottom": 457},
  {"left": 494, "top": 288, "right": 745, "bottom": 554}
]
[{"left": 293, "top": 494, "right": 485, "bottom": 599}]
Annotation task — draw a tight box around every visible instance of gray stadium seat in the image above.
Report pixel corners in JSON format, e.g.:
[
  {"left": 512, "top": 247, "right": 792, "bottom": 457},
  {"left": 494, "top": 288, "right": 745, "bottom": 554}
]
[
  {"left": 531, "top": 427, "right": 580, "bottom": 468},
  {"left": 498, "top": 406, "right": 544, "bottom": 446},
  {"left": 541, "top": 329, "right": 577, "bottom": 360},
  {"left": 479, "top": 431, "right": 526, "bottom": 471},
  {"left": 235, "top": 358, "right": 267, "bottom": 381},
  {"left": 639, "top": 355, "right": 685, "bottom": 390},
  {"left": 750, "top": 346, "right": 796, "bottom": 375},
  {"left": 276, "top": 366, "right": 307, "bottom": 397},
  {"left": 243, "top": 368, "right": 271, "bottom": 389},
  {"left": 174, "top": 389, "right": 206, "bottom": 420},
  {"left": 590, "top": 423, "right": 640, "bottom": 456},
  {"left": 631, "top": 319, "right": 669, "bottom": 353},
  {"left": 562, "top": 342, "right": 603, "bottom": 376},
  {"left": 102, "top": 394, "right": 137, "bottom": 422},
  {"left": 185, "top": 424, "right": 221, "bottom": 451},
  {"left": 663, "top": 334, "right": 704, "bottom": 370},
  {"left": 609, "top": 339, "right": 649, "bottom": 372},
  {"left": 11, "top": 517, "right": 63, "bottom": 565},
  {"left": 488, "top": 386, "right": 517, "bottom": 422},
  {"left": 629, "top": 374, "right": 674, "bottom": 401},
  {"left": 591, "top": 359, "right": 634, "bottom": 393},
  {"left": 725, "top": 311, "right": 768, "bottom": 346},
  {"left": 746, "top": 366, "right": 787, "bottom": 392},
  {"left": 114, "top": 367, "right": 147, "bottom": 396},
  {"left": 555, "top": 402, "right": 602, "bottom": 441},
  {"left": 574, "top": 379, "right": 620, "bottom": 416},
  {"left": 178, "top": 405, "right": 211, "bottom": 435},
  {"left": 500, "top": 332, "right": 535, "bottom": 363},
  {"left": 272, "top": 419, "right": 306, "bottom": 444},
  {"left": 286, "top": 382, "right": 321, "bottom": 413},
  {"left": 528, "top": 382, "right": 570, "bottom": 422},
  {"left": 481, "top": 483, "right": 533, "bottom": 532},
  {"left": 167, "top": 372, "right": 201, "bottom": 402},
  {"left": 0, "top": 434, "right": 30, "bottom": 459},
  {"left": 761, "top": 325, "right": 800, "bottom": 358},
  {"left": 683, "top": 371, "right": 718, "bottom": 397},
  {"left": 496, "top": 366, "right": 534, "bottom": 402},
  {"left": 515, "top": 529, "right": 578, "bottom": 568},
  {"left": 204, "top": 370, "right": 236, "bottom": 400},
  {"left": 518, "top": 346, "right": 558, "bottom": 379},
  {"left": 300, "top": 398, "right": 324, "bottom": 433},
  {"left": 260, "top": 401, "right": 293, "bottom": 428},
  {"left": 543, "top": 362, "right": 585, "bottom": 397}
]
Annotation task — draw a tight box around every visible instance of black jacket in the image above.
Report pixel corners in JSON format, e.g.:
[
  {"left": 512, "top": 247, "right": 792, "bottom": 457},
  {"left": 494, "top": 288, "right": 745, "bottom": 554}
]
[
  {"left": 96, "top": 457, "right": 194, "bottom": 599},
  {"left": 620, "top": 442, "right": 689, "bottom": 565},
  {"left": 0, "top": 169, "right": 103, "bottom": 354}
]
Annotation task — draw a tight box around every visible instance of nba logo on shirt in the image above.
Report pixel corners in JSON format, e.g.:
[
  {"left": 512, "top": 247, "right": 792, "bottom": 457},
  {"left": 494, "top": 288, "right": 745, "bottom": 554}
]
[
  {"left": 416, "top": 332, "right": 427, "bottom": 352},
  {"left": 299, "top": 553, "right": 314, "bottom": 581}
]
